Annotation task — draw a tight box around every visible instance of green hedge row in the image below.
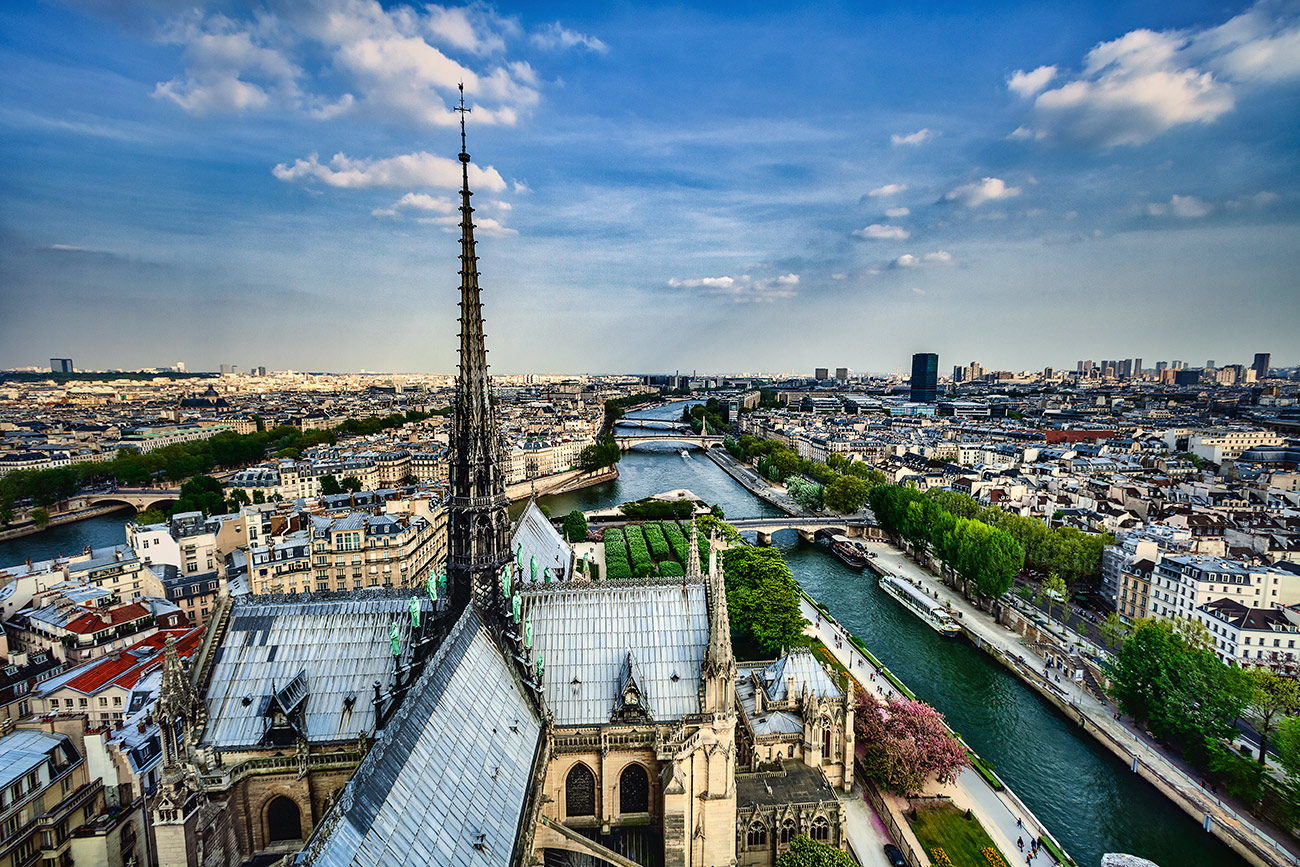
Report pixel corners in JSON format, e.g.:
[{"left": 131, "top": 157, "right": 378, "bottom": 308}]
[
  {"left": 662, "top": 521, "right": 689, "bottom": 564},
  {"left": 625, "top": 524, "right": 652, "bottom": 568},
  {"left": 604, "top": 528, "right": 632, "bottom": 580},
  {"left": 660, "top": 561, "right": 685, "bottom": 578},
  {"left": 644, "top": 523, "right": 671, "bottom": 560}
]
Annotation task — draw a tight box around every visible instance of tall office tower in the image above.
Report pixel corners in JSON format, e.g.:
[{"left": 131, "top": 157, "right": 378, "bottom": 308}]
[
  {"left": 1172, "top": 360, "right": 1183, "bottom": 370},
  {"left": 1118, "top": 359, "right": 1132, "bottom": 378},
  {"left": 953, "top": 365, "right": 965, "bottom": 383},
  {"left": 1076, "top": 360, "right": 1085, "bottom": 373},
  {"left": 1206, "top": 359, "right": 1216, "bottom": 370},
  {"left": 49, "top": 358, "right": 73, "bottom": 373},
  {"left": 446, "top": 89, "right": 512, "bottom": 620},
  {"left": 835, "top": 367, "right": 848, "bottom": 382},
  {"left": 1132, "top": 358, "right": 1142, "bottom": 377},
  {"left": 1253, "top": 352, "right": 1271, "bottom": 380},
  {"left": 910, "top": 352, "right": 938, "bottom": 403},
  {"left": 1156, "top": 361, "right": 1167, "bottom": 372},
  {"left": 814, "top": 367, "right": 829, "bottom": 381}
]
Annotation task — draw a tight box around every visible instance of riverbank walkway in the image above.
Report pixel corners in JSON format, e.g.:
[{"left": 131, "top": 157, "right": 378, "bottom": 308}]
[
  {"left": 799, "top": 597, "right": 1064, "bottom": 867},
  {"left": 861, "top": 540, "right": 1300, "bottom": 867}
]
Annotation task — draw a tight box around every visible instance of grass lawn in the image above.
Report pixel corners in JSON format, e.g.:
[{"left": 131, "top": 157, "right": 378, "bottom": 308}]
[{"left": 907, "top": 802, "right": 1008, "bottom": 867}]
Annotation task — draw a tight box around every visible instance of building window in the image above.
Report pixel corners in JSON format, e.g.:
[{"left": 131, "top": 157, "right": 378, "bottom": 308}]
[
  {"left": 619, "top": 764, "right": 649, "bottom": 814},
  {"left": 810, "top": 817, "right": 830, "bottom": 843},
  {"left": 747, "top": 823, "right": 767, "bottom": 848},
  {"left": 780, "top": 819, "right": 796, "bottom": 845},
  {"left": 565, "top": 764, "right": 596, "bottom": 817}
]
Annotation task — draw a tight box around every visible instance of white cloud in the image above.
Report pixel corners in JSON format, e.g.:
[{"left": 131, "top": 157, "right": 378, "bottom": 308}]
[
  {"left": 891, "top": 128, "right": 934, "bottom": 146},
  {"left": 1007, "top": 65, "right": 1058, "bottom": 97},
  {"left": 1147, "top": 194, "right": 1212, "bottom": 217},
  {"left": 911, "top": 287, "right": 927, "bottom": 296},
  {"left": 943, "top": 177, "right": 1022, "bottom": 207},
  {"left": 885, "top": 207, "right": 911, "bottom": 218},
  {"left": 152, "top": 1, "right": 539, "bottom": 127},
  {"left": 373, "top": 192, "right": 457, "bottom": 217},
  {"left": 868, "top": 183, "right": 908, "bottom": 197},
  {"left": 891, "top": 251, "right": 952, "bottom": 268},
  {"left": 666, "top": 273, "right": 798, "bottom": 303},
  {"left": 1227, "top": 191, "right": 1279, "bottom": 208},
  {"left": 1013, "top": 2, "right": 1300, "bottom": 147},
  {"left": 853, "top": 224, "right": 909, "bottom": 240},
  {"left": 531, "top": 22, "right": 609, "bottom": 53},
  {"left": 273, "top": 151, "right": 507, "bottom": 192}
]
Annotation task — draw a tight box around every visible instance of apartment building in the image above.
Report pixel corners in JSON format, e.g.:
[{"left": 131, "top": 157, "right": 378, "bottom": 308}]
[
  {"left": 1194, "top": 599, "right": 1300, "bottom": 668},
  {"left": 1148, "top": 555, "right": 1300, "bottom": 622}
]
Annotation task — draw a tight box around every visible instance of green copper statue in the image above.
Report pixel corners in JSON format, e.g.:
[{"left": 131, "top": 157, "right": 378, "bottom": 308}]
[
  {"left": 409, "top": 596, "right": 420, "bottom": 628},
  {"left": 524, "top": 615, "right": 533, "bottom": 650},
  {"left": 530, "top": 554, "right": 537, "bottom": 584},
  {"left": 501, "top": 563, "right": 512, "bottom": 597},
  {"left": 389, "top": 621, "right": 400, "bottom": 658},
  {"left": 511, "top": 591, "right": 522, "bottom": 623}
]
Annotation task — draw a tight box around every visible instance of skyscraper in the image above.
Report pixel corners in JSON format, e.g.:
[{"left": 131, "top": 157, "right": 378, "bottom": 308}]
[
  {"left": 910, "top": 352, "right": 938, "bottom": 403},
  {"left": 815, "top": 367, "right": 829, "bottom": 381},
  {"left": 446, "top": 87, "right": 512, "bottom": 620},
  {"left": 49, "top": 358, "right": 73, "bottom": 373},
  {"left": 835, "top": 367, "right": 848, "bottom": 382},
  {"left": 1253, "top": 352, "right": 1271, "bottom": 380}
]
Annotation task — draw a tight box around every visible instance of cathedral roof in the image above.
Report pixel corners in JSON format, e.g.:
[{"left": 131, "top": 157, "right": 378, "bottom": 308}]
[
  {"left": 511, "top": 500, "right": 570, "bottom": 583},
  {"left": 301, "top": 605, "right": 541, "bottom": 867},
  {"left": 758, "top": 649, "right": 842, "bottom": 702},
  {"left": 521, "top": 579, "right": 709, "bottom": 726},
  {"left": 201, "top": 593, "right": 432, "bottom": 749}
]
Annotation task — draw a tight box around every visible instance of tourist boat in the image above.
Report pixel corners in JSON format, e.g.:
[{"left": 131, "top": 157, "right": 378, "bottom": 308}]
[
  {"left": 678, "top": 449, "right": 690, "bottom": 458},
  {"left": 878, "top": 574, "right": 961, "bottom": 638},
  {"left": 829, "top": 534, "right": 870, "bottom": 569}
]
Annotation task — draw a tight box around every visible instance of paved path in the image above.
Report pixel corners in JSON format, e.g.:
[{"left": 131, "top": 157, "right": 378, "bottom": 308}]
[
  {"left": 799, "top": 598, "right": 1061, "bottom": 866},
  {"left": 838, "top": 785, "right": 897, "bottom": 867},
  {"left": 860, "top": 540, "right": 1300, "bottom": 867}
]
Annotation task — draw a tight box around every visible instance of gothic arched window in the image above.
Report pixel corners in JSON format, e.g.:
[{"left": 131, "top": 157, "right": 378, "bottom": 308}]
[
  {"left": 747, "top": 822, "right": 767, "bottom": 848},
  {"left": 780, "top": 819, "right": 796, "bottom": 845},
  {"left": 811, "top": 816, "right": 830, "bottom": 843},
  {"left": 619, "top": 763, "right": 649, "bottom": 814},
  {"left": 565, "top": 764, "right": 595, "bottom": 817}
]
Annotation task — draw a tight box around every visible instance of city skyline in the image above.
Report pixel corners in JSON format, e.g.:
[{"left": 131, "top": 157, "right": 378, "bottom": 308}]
[{"left": 2, "top": 0, "right": 1298, "bottom": 373}]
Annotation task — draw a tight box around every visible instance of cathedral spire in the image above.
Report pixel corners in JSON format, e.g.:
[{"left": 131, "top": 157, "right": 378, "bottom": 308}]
[
  {"left": 702, "top": 530, "right": 735, "bottom": 713},
  {"left": 447, "top": 83, "right": 512, "bottom": 622}
]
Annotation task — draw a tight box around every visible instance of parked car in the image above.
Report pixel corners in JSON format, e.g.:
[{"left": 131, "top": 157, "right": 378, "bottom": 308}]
[{"left": 883, "top": 843, "right": 906, "bottom": 867}]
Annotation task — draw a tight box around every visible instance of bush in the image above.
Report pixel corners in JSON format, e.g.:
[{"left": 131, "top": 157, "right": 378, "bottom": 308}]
[
  {"left": 659, "top": 561, "right": 685, "bottom": 578},
  {"left": 620, "top": 498, "right": 695, "bottom": 519},
  {"left": 634, "top": 562, "right": 659, "bottom": 578},
  {"left": 662, "top": 521, "right": 689, "bottom": 563},
  {"left": 625, "top": 525, "right": 652, "bottom": 568},
  {"left": 604, "top": 528, "right": 632, "bottom": 580},
  {"left": 644, "top": 522, "right": 671, "bottom": 560},
  {"left": 562, "top": 510, "right": 588, "bottom": 542}
]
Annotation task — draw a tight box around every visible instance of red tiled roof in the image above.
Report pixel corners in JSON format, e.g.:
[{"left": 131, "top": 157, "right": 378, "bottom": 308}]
[
  {"left": 63, "top": 602, "right": 151, "bottom": 635},
  {"left": 60, "top": 628, "right": 203, "bottom": 694}
]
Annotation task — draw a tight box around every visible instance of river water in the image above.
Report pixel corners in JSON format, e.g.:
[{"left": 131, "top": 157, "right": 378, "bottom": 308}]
[{"left": 0, "top": 401, "right": 1250, "bottom": 866}]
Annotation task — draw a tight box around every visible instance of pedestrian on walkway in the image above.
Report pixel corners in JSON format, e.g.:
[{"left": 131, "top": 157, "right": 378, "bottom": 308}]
[
  {"left": 1017, "top": 837, "right": 1023, "bottom": 851},
  {"left": 1016, "top": 817, "right": 1022, "bottom": 828}
]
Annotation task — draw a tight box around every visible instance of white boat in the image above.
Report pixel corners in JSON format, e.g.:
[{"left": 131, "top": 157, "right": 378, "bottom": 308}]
[
  {"left": 679, "top": 449, "right": 690, "bottom": 458},
  {"left": 878, "top": 574, "right": 961, "bottom": 638}
]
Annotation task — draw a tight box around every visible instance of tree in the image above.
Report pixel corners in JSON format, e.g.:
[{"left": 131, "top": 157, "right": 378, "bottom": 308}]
[
  {"left": 31, "top": 508, "right": 50, "bottom": 529},
  {"left": 562, "top": 509, "right": 588, "bottom": 542},
  {"left": 786, "top": 476, "right": 823, "bottom": 511},
  {"left": 341, "top": 476, "right": 363, "bottom": 493},
  {"left": 252, "top": 490, "right": 266, "bottom": 504},
  {"left": 1246, "top": 668, "right": 1300, "bottom": 766},
  {"left": 1274, "top": 715, "right": 1300, "bottom": 778},
  {"left": 319, "top": 474, "right": 343, "bottom": 496},
  {"left": 226, "top": 489, "right": 251, "bottom": 510},
  {"left": 721, "top": 546, "right": 807, "bottom": 656},
  {"left": 1041, "top": 574, "right": 1067, "bottom": 621},
  {"left": 1109, "top": 619, "right": 1252, "bottom": 758},
  {"left": 275, "top": 447, "right": 300, "bottom": 459},
  {"left": 1099, "top": 612, "right": 1132, "bottom": 649},
  {"left": 775, "top": 836, "right": 855, "bottom": 867},
  {"left": 854, "top": 691, "right": 969, "bottom": 795},
  {"left": 135, "top": 508, "right": 167, "bottom": 526},
  {"left": 173, "top": 475, "right": 226, "bottom": 516},
  {"left": 579, "top": 433, "right": 622, "bottom": 471},
  {"left": 823, "top": 476, "right": 870, "bottom": 514}
]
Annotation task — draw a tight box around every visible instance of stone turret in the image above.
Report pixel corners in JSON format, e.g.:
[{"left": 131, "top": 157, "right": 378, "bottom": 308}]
[{"left": 702, "top": 530, "right": 735, "bottom": 716}]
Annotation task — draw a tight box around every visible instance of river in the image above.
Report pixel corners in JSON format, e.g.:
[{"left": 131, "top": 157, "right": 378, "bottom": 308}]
[
  {"left": 551, "top": 401, "right": 1248, "bottom": 867},
  {"left": 0, "top": 401, "right": 1250, "bottom": 866}
]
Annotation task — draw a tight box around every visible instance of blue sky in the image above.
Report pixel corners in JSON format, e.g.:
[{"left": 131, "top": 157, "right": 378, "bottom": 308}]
[{"left": 2, "top": 0, "right": 1297, "bottom": 375}]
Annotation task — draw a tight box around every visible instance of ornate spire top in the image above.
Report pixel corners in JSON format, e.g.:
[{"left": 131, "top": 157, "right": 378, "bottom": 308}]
[
  {"left": 687, "top": 519, "right": 701, "bottom": 579},
  {"left": 455, "top": 82, "right": 471, "bottom": 163},
  {"left": 447, "top": 82, "right": 512, "bottom": 623}
]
